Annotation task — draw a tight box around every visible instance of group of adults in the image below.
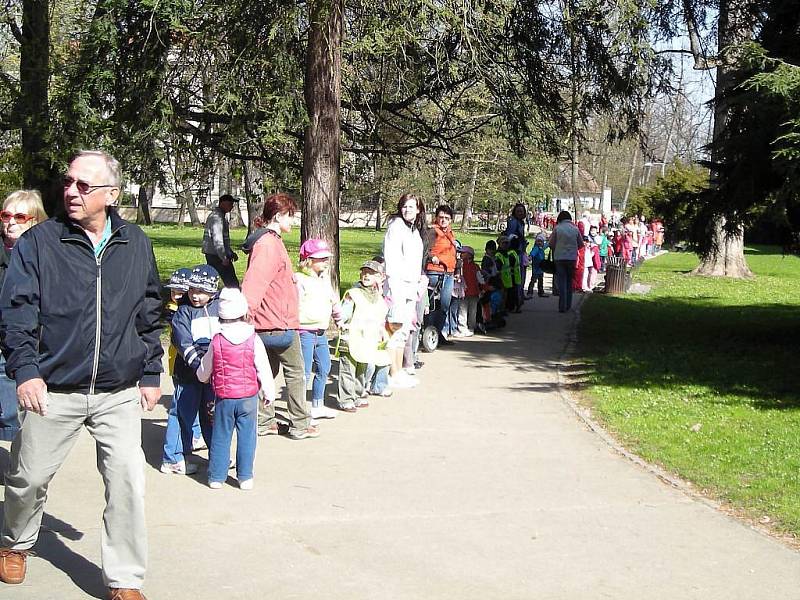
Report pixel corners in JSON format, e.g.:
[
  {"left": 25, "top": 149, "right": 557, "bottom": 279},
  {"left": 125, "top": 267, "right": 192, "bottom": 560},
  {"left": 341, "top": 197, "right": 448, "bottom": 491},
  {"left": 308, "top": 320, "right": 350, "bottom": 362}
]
[{"left": 382, "top": 196, "right": 532, "bottom": 343}]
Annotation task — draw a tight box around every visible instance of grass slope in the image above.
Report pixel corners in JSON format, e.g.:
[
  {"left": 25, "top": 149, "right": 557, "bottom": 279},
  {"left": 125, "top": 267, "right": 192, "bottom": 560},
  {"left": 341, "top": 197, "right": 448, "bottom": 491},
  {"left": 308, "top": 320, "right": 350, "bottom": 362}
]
[{"left": 578, "top": 247, "right": 800, "bottom": 535}]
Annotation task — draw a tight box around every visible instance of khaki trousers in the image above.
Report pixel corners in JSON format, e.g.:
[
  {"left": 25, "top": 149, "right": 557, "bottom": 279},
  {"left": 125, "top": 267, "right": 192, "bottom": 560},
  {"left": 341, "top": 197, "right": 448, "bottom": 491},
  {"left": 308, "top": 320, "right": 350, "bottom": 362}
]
[{"left": 1, "top": 387, "right": 147, "bottom": 589}]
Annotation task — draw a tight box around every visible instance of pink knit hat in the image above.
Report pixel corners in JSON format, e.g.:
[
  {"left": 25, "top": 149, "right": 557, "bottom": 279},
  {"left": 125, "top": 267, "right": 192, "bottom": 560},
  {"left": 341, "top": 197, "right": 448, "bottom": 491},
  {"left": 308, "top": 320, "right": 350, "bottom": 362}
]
[{"left": 299, "top": 238, "right": 333, "bottom": 260}]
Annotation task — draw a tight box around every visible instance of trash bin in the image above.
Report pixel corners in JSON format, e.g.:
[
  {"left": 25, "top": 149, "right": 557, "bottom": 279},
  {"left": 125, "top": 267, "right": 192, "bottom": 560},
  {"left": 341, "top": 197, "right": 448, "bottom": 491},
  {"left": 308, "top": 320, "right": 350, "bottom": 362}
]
[{"left": 604, "top": 256, "right": 626, "bottom": 294}]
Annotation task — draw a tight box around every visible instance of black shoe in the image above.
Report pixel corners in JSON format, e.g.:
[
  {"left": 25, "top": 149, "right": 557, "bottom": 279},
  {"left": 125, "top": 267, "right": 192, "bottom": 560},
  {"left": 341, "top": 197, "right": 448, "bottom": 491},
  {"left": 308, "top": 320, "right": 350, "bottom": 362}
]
[
  {"left": 539, "top": 293, "right": 549, "bottom": 298},
  {"left": 414, "top": 361, "right": 424, "bottom": 369}
]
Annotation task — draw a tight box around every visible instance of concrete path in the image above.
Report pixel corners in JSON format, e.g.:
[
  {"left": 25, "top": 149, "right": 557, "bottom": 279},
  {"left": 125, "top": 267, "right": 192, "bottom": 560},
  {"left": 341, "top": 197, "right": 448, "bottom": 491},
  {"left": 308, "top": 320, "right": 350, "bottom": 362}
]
[{"left": 2, "top": 293, "right": 799, "bottom": 599}]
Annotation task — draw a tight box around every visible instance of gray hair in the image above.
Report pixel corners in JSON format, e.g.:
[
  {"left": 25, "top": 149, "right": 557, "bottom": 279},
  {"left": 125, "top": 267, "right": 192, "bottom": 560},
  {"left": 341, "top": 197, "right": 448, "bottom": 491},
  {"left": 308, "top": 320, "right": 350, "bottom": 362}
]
[{"left": 73, "top": 150, "right": 122, "bottom": 188}]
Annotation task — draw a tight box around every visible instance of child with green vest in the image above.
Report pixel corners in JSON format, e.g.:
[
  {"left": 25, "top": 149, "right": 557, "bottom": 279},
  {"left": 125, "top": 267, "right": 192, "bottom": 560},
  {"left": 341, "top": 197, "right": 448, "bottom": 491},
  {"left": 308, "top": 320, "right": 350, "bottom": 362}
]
[
  {"left": 337, "top": 260, "right": 392, "bottom": 412},
  {"left": 496, "top": 235, "right": 519, "bottom": 313}
]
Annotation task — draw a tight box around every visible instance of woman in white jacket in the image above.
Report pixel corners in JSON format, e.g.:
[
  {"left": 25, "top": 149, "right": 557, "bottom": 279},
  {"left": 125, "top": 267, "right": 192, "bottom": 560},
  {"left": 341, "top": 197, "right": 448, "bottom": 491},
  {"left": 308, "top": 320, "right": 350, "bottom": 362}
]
[{"left": 382, "top": 193, "right": 425, "bottom": 388}]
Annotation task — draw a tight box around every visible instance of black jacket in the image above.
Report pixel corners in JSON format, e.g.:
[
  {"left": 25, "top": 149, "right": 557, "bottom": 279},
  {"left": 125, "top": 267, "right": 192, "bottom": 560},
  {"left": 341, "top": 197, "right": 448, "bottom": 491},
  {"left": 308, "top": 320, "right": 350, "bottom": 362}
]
[{"left": 0, "top": 210, "right": 164, "bottom": 392}]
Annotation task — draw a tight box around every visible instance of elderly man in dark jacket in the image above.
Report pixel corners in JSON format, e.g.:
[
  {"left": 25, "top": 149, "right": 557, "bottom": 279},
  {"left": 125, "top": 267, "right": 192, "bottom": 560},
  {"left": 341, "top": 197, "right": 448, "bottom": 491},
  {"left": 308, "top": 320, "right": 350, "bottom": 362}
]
[{"left": 0, "top": 151, "right": 163, "bottom": 600}]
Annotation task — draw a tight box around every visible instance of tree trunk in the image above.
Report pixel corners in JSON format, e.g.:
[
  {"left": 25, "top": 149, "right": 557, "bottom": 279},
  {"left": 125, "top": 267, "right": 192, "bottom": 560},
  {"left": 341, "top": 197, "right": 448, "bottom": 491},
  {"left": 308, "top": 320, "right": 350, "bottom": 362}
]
[
  {"left": 242, "top": 161, "right": 261, "bottom": 234},
  {"left": 20, "top": 0, "right": 57, "bottom": 214},
  {"left": 433, "top": 154, "right": 446, "bottom": 206},
  {"left": 461, "top": 160, "right": 479, "bottom": 232},
  {"left": 137, "top": 184, "right": 153, "bottom": 225},
  {"left": 373, "top": 154, "right": 383, "bottom": 231},
  {"left": 175, "top": 149, "right": 201, "bottom": 226},
  {"left": 693, "top": 0, "right": 753, "bottom": 278},
  {"left": 302, "top": 0, "right": 343, "bottom": 290},
  {"left": 622, "top": 145, "right": 638, "bottom": 212}
]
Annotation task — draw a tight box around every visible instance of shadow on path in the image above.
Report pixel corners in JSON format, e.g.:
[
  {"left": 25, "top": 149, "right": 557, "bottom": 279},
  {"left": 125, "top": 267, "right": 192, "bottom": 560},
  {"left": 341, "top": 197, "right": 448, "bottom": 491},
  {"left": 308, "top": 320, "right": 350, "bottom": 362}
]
[{"left": 0, "top": 448, "right": 105, "bottom": 598}]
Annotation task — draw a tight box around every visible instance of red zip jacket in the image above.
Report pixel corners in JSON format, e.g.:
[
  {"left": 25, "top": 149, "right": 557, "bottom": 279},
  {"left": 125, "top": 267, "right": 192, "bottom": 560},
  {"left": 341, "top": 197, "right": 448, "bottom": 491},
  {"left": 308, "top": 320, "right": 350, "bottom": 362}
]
[{"left": 242, "top": 230, "right": 300, "bottom": 330}]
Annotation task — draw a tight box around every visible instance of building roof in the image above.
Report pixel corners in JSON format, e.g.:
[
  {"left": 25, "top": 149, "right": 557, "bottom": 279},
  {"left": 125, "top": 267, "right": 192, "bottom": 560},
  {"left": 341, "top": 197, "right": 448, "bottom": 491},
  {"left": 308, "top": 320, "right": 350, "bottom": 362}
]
[{"left": 556, "top": 163, "right": 602, "bottom": 194}]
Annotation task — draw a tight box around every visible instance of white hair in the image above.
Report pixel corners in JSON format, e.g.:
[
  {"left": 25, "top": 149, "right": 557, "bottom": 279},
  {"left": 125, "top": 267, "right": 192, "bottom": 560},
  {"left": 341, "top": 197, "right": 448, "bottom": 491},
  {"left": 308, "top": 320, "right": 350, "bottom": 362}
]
[{"left": 73, "top": 150, "right": 122, "bottom": 188}]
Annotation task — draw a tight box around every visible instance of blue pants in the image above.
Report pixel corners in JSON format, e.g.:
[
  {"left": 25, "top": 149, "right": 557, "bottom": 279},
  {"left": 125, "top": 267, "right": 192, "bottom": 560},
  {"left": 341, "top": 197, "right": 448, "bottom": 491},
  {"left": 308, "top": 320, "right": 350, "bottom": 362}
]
[
  {"left": 363, "top": 363, "right": 390, "bottom": 393},
  {"left": 555, "top": 260, "right": 576, "bottom": 312},
  {"left": 161, "top": 378, "right": 214, "bottom": 465},
  {"left": 0, "top": 355, "right": 19, "bottom": 441},
  {"left": 427, "top": 272, "right": 454, "bottom": 336},
  {"left": 299, "top": 330, "right": 331, "bottom": 407},
  {"left": 208, "top": 394, "right": 258, "bottom": 484}
]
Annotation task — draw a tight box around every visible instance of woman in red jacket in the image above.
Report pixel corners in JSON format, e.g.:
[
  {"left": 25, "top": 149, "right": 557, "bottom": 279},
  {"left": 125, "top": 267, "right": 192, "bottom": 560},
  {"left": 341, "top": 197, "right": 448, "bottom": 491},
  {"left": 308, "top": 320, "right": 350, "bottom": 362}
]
[{"left": 241, "top": 193, "right": 318, "bottom": 440}]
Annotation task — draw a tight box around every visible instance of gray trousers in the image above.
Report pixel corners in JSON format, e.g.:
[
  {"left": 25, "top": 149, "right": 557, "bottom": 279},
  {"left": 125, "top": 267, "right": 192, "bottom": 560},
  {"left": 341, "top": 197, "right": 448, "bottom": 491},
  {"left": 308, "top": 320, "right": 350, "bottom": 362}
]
[
  {"left": 257, "top": 330, "right": 310, "bottom": 432},
  {"left": 1, "top": 387, "right": 147, "bottom": 589},
  {"left": 338, "top": 352, "right": 366, "bottom": 406}
]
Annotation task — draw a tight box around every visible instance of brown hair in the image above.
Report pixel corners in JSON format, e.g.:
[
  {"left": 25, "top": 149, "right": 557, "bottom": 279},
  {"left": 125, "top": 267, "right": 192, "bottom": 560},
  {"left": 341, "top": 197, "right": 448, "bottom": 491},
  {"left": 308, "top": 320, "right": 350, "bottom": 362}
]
[
  {"left": 394, "top": 193, "right": 427, "bottom": 231},
  {"left": 261, "top": 192, "right": 298, "bottom": 223}
]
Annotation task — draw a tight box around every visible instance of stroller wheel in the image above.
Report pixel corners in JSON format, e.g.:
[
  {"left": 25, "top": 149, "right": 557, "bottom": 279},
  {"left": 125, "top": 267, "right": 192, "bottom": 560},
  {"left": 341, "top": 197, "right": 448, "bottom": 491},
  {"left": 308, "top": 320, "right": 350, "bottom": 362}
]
[{"left": 421, "top": 325, "right": 439, "bottom": 352}]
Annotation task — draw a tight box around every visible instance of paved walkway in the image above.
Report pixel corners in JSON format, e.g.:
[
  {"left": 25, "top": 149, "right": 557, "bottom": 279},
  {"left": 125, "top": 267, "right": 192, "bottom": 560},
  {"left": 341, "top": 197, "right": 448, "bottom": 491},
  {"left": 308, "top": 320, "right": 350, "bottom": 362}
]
[{"left": 2, "top": 293, "right": 799, "bottom": 599}]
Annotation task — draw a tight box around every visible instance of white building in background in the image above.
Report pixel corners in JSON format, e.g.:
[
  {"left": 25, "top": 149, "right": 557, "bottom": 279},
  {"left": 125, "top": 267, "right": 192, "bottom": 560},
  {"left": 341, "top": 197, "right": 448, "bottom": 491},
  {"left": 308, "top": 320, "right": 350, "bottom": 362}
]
[{"left": 552, "top": 163, "right": 612, "bottom": 214}]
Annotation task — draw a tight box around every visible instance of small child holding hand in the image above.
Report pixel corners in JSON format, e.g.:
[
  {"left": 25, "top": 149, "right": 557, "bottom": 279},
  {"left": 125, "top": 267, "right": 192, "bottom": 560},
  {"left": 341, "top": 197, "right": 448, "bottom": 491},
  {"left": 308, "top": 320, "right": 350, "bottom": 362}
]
[{"left": 197, "top": 288, "right": 275, "bottom": 490}]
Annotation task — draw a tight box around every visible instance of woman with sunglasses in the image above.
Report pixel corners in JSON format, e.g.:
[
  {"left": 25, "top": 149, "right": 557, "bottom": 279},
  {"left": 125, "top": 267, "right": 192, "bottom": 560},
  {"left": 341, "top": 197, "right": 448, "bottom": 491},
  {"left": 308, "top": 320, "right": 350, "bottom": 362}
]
[{"left": 0, "top": 190, "right": 47, "bottom": 441}]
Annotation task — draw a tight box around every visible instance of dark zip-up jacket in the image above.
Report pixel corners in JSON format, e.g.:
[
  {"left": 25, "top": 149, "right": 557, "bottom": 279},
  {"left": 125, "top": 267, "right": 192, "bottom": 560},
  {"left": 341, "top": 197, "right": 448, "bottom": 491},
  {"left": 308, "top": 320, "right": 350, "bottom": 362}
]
[
  {"left": 170, "top": 297, "right": 219, "bottom": 384},
  {"left": 0, "top": 210, "right": 164, "bottom": 392}
]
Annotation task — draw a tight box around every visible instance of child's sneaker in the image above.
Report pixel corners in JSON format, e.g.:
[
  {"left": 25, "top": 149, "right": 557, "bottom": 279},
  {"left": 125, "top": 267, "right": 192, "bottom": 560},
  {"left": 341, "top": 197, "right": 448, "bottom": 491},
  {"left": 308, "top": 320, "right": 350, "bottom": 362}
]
[
  {"left": 160, "top": 460, "right": 197, "bottom": 475},
  {"left": 338, "top": 402, "right": 357, "bottom": 413},
  {"left": 370, "top": 388, "right": 393, "bottom": 397},
  {"left": 209, "top": 481, "right": 223, "bottom": 489},
  {"left": 310, "top": 405, "right": 337, "bottom": 419},
  {"left": 239, "top": 479, "right": 254, "bottom": 491},
  {"left": 389, "top": 374, "right": 418, "bottom": 389},
  {"left": 355, "top": 397, "right": 370, "bottom": 408}
]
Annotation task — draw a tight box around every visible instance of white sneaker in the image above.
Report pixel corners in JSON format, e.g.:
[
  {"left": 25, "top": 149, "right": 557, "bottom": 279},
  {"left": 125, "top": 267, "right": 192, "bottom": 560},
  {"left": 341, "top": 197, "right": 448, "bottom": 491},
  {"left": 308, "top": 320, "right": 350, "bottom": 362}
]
[
  {"left": 209, "top": 481, "right": 223, "bottom": 489},
  {"left": 239, "top": 479, "right": 254, "bottom": 490},
  {"left": 462, "top": 329, "right": 474, "bottom": 337},
  {"left": 389, "top": 374, "right": 419, "bottom": 389},
  {"left": 311, "top": 405, "right": 337, "bottom": 419},
  {"left": 160, "top": 460, "right": 198, "bottom": 475}
]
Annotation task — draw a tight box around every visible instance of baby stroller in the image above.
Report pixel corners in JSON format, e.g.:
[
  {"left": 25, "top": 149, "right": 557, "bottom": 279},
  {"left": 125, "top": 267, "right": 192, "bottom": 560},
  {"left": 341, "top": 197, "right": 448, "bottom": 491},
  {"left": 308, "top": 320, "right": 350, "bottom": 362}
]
[{"left": 418, "top": 274, "right": 445, "bottom": 353}]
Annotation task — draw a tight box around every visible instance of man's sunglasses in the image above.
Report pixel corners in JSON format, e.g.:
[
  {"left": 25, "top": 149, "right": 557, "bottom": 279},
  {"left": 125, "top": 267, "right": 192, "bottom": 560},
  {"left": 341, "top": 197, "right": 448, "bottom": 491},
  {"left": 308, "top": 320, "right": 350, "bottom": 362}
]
[
  {"left": 0, "top": 211, "right": 35, "bottom": 224},
  {"left": 63, "top": 176, "right": 116, "bottom": 195}
]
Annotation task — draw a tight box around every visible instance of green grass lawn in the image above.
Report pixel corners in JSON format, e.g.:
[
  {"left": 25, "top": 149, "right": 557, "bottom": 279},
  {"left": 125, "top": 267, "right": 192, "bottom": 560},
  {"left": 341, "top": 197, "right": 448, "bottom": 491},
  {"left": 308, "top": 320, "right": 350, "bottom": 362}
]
[
  {"left": 144, "top": 224, "right": 498, "bottom": 292},
  {"left": 578, "top": 247, "right": 800, "bottom": 536}
]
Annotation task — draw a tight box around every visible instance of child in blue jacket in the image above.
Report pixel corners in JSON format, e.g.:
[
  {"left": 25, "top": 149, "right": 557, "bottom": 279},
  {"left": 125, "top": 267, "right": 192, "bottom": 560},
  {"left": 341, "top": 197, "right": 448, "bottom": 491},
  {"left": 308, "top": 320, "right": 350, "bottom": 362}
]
[
  {"left": 526, "top": 234, "right": 549, "bottom": 298},
  {"left": 160, "top": 265, "right": 220, "bottom": 475}
]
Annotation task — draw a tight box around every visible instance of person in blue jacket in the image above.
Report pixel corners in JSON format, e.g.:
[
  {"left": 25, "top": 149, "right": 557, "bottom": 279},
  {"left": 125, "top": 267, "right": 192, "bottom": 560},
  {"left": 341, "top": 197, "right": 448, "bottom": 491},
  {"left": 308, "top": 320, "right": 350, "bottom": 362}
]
[{"left": 161, "top": 265, "right": 220, "bottom": 475}]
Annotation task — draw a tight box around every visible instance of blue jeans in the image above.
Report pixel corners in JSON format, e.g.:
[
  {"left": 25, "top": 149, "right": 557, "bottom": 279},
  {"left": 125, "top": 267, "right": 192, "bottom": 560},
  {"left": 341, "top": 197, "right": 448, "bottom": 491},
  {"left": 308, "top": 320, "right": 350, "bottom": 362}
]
[
  {"left": 299, "top": 330, "right": 331, "bottom": 407},
  {"left": 0, "top": 355, "right": 19, "bottom": 441},
  {"left": 208, "top": 394, "right": 258, "bottom": 484},
  {"left": 555, "top": 260, "right": 576, "bottom": 312},
  {"left": 427, "top": 272, "right": 454, "bottom": 336},
  {"left": 162, "top": 378, "right": 214, "bottom": 465},
  {"left": 363, "top": 363, "right": 390, "bottom": 393}
]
